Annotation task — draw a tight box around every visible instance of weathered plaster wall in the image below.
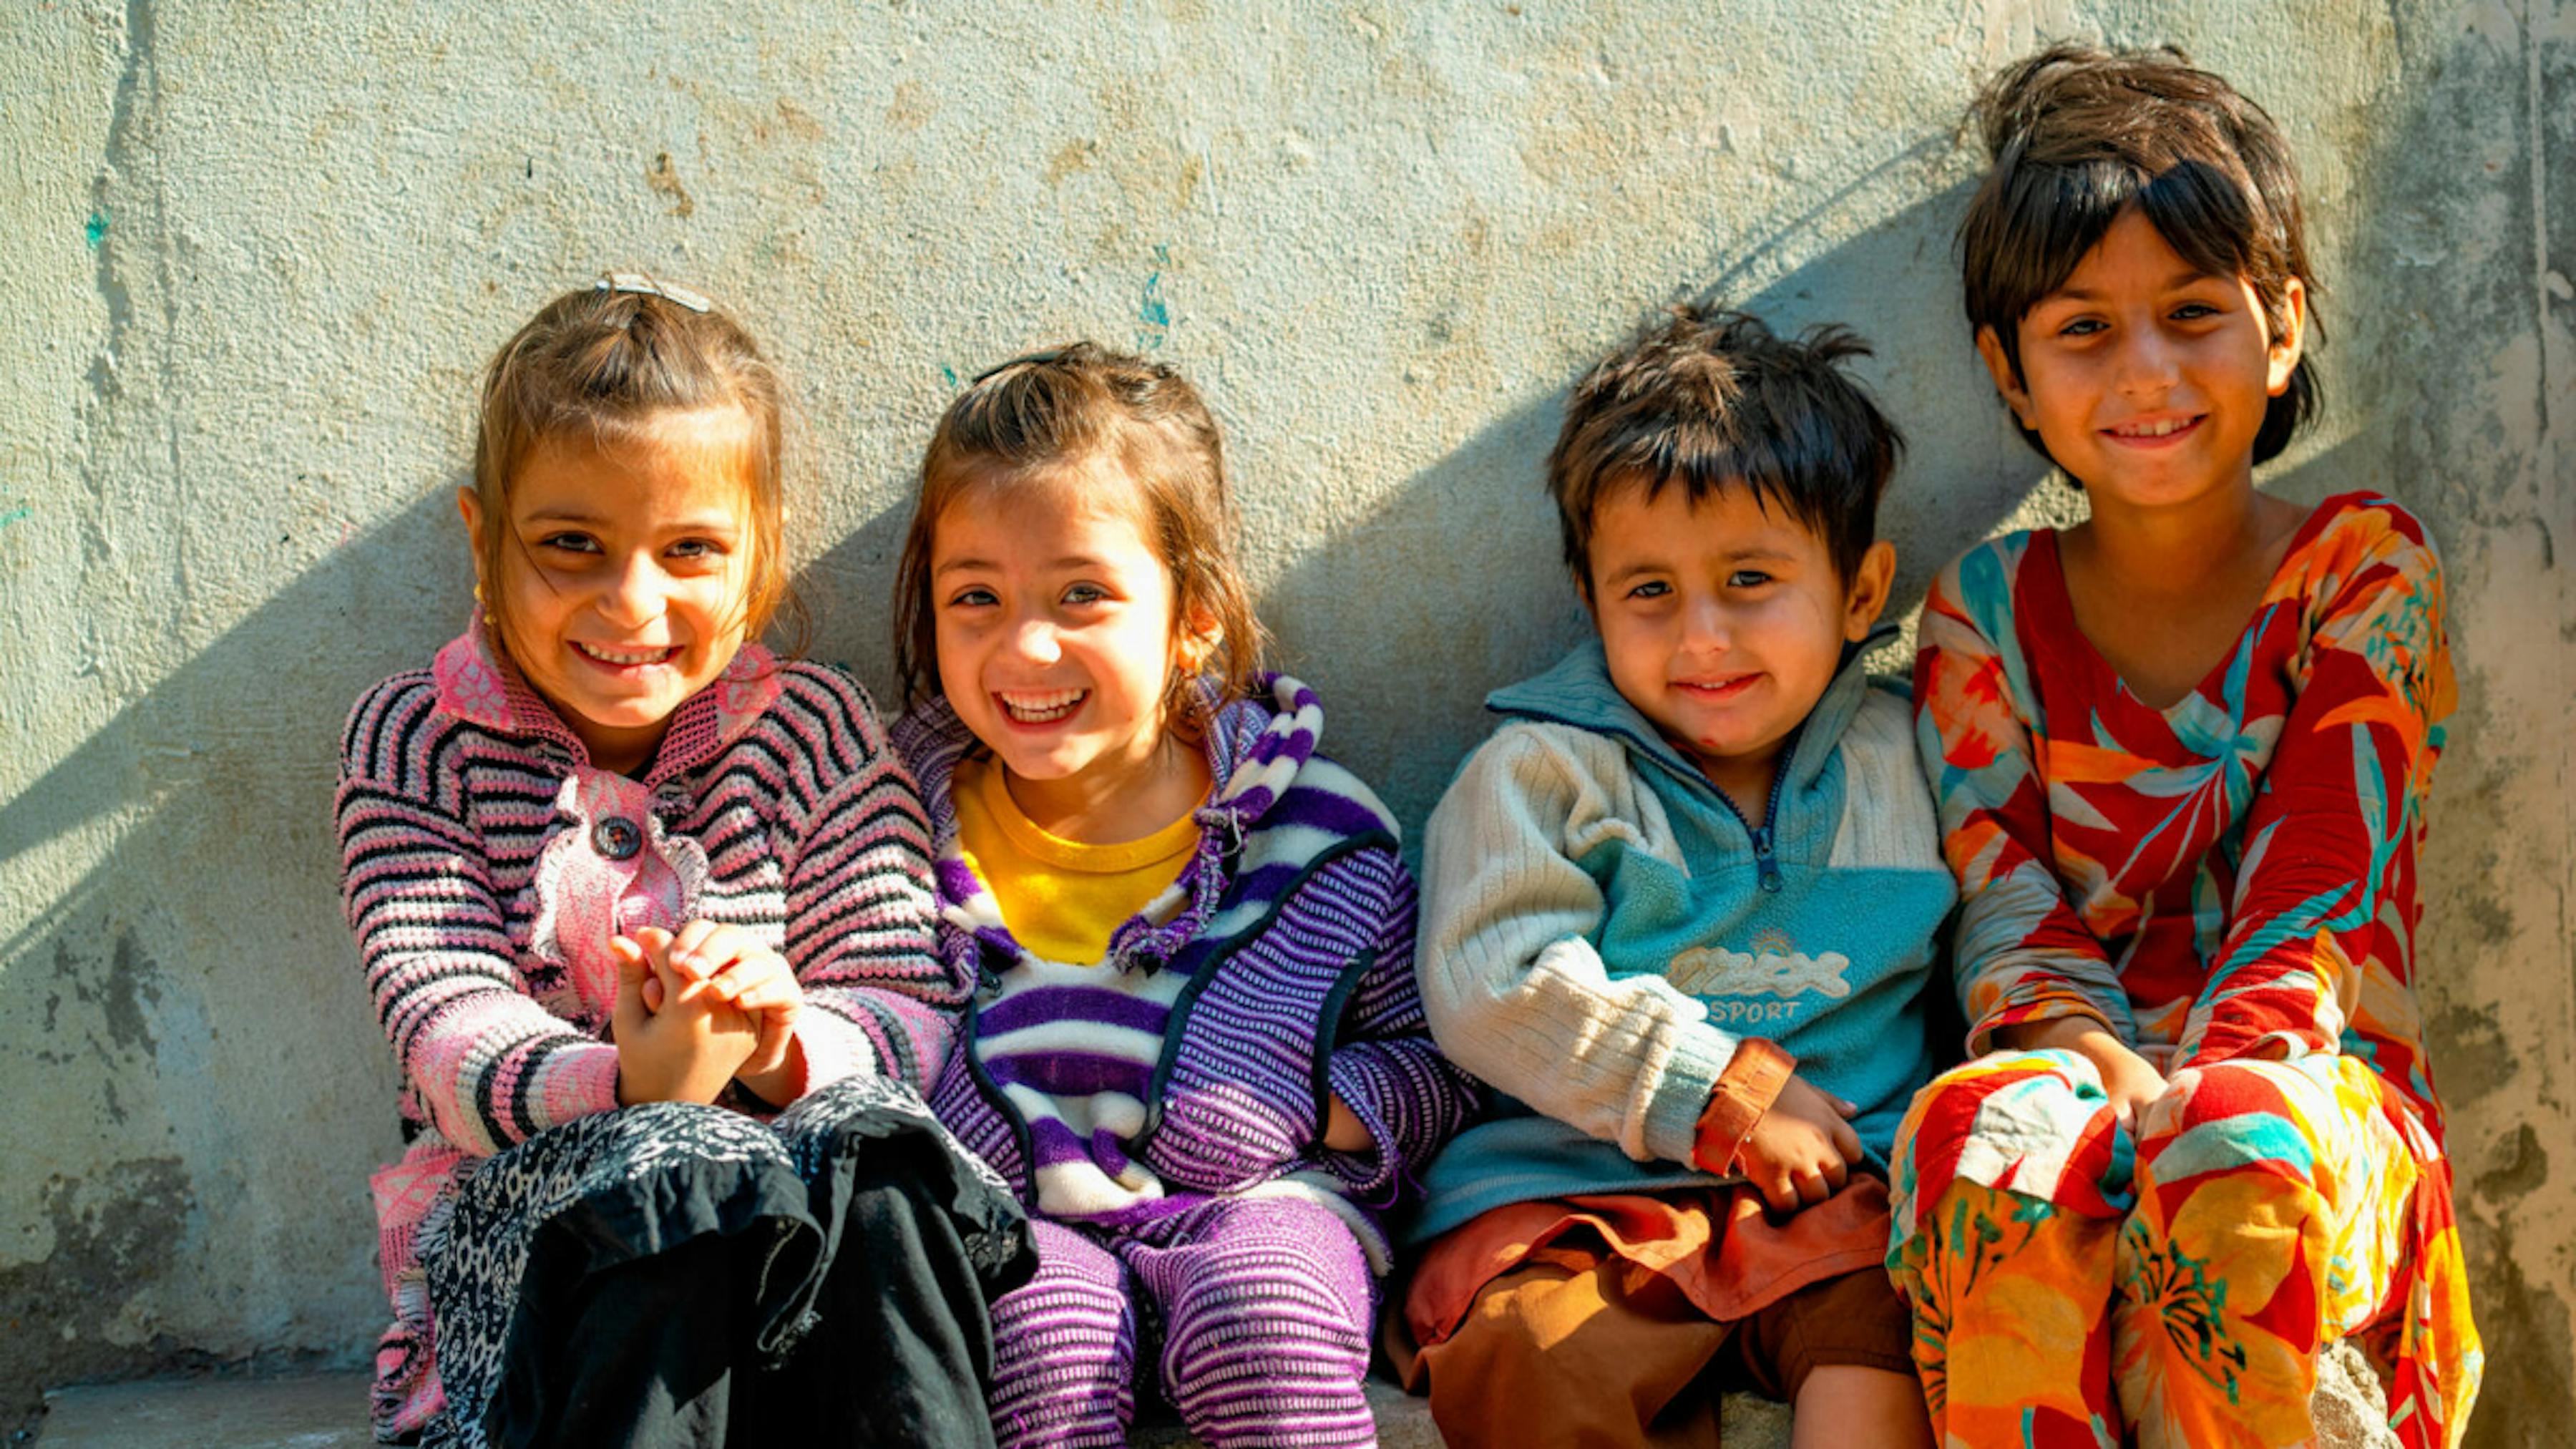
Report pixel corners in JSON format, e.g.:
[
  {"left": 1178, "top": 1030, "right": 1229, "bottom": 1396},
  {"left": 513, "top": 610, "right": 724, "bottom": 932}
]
[{"left": 1, "top": 0, "right": 2565, "bottom": 1440}]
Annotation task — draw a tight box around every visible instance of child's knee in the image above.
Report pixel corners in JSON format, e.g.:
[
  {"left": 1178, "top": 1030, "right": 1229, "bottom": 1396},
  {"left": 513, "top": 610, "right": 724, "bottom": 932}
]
[
  {"left": 1740, "top": 1267, "right": 1918, "bottom": 1403},
  {"left": 1002, "top": 1220, "right": 1129, "bottom": 1307},
  {"left": 1903, "top": 1048, "right": 2101, "bottom": 1136},
  {"left": 989, "top": 1239, "right": 1136, "bottom": 1444},
  {"left": 1419, "top": 1262, "right": 1725, "bottom": 1445},
  {"left": 1158, "top": 1196, "right": 1376, "bottom": 1322},
  {"left": 2134, "top": 1058, "right": 2328, "bottom": 1191},
  {"left": 1157, "top": 1254, "right": 1372, "bottom": 1377},
  {"left": 1423, "top": 1263, "right": 1609, "bottom": 1393}
]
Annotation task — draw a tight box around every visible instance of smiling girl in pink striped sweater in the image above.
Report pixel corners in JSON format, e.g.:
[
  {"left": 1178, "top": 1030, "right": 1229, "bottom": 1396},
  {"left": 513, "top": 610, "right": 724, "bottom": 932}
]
[{"left": 338, "top": 276, "right": 1027, "bottom": 1449}]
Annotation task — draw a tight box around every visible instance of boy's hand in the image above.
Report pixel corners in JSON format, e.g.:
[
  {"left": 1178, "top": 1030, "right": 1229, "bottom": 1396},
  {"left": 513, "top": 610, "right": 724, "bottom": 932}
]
[
  {"left": 1735, "top": 1073, "right": 1863, "bottom": 1214},
  {"left": 1321, "top": 1093, "right": 1374, "bottom": 1153},
  {"left": 1999, "top": 1018, "right": 2170, "bottom": 1133},
  {"left": 611, "top": 925, "right": 756, "bottom": 1106}
]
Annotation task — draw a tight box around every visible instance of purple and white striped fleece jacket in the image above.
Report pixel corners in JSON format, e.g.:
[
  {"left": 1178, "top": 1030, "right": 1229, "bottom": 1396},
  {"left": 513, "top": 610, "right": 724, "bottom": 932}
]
[{"left": 893, "top": 675, "right": 1480, "bottom": 1270}]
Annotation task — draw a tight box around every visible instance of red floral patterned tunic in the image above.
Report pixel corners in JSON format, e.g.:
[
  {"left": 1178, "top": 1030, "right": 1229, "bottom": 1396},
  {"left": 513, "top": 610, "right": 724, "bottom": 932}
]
[{"left": 1913, "top": 491, "right": 2456, "bottom": 1141}]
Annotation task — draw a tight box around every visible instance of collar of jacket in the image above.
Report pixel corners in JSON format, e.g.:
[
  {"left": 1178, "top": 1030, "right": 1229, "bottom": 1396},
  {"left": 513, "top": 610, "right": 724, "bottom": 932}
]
[
  {"left": 428, "top": 615, "right": 784, "bottom": 785},
  {"left": 892, "top": 673, "right": 1380, "bottom": 978},
  {"left": 1483, "top": 623, "right": 1901, "bottom": 802}
]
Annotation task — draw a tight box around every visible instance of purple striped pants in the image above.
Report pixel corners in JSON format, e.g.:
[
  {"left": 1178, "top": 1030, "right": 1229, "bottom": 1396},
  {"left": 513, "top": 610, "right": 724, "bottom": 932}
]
[{"left": 987, "top": 1194, "right": 1377, "bottom": 1448}]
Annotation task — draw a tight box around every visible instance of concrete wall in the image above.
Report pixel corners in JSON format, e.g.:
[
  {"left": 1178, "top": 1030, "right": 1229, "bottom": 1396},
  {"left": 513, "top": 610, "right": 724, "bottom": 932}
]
[{"left": 1, "top": 0, "right": 2565, "bottom": 1440}]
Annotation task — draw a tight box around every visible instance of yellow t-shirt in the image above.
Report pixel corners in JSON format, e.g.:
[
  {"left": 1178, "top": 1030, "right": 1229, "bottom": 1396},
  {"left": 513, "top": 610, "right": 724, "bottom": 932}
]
[{"left": 952, "top": 756, "right": 1204, "bottom": 966}]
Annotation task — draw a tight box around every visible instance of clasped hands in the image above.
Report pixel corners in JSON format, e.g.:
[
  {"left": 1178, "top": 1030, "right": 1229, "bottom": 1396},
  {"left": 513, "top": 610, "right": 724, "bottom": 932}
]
[
  {"left": 609, "top": 919, "right": 1377, "bottom": 1150},
  {"left": 1997, "top": 1016, "right": 2180, "bottom": 1133},
  {"left": 610, "top": 922, "right": 805, "bottom": 1108}
]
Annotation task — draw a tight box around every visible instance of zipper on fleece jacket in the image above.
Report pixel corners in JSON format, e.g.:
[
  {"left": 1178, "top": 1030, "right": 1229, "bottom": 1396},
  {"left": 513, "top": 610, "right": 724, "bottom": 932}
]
[
  {"left": 1652, "top": 720, "right": 1798, "bottom": 893},
  {"left": 1727, "top": 744, "right": 1795, "bottom": 894}
]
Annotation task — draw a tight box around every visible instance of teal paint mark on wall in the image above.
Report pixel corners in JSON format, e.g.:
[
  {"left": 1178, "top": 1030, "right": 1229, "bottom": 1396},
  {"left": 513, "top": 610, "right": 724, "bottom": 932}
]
[
  {"left": 1136, "top": 244, "right": 1171, "bottom": 351},
  {"left": 0, "top": 507, "right": 31, "bottom": 530},
  {"left": 84, "top": 213, "right": 108, "bottom": 248}
]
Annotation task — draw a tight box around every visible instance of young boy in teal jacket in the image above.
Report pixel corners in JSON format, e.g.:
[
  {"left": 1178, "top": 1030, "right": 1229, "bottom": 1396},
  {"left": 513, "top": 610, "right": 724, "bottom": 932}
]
[{"left": 1404, "top": 308, "right": 1948, "bottom": 1448}]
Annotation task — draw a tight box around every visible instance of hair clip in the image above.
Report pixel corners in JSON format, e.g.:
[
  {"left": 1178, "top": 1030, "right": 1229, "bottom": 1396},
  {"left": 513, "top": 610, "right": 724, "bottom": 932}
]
[
  {"left": 595, "top": 271, "right": 713, "bottom": 313},
  {"left": 969, "top": 346, "right": 1075, "bottom": 385}
]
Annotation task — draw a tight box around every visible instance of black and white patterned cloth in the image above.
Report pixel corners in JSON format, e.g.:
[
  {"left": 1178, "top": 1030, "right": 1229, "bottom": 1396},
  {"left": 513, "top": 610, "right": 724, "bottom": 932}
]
[{"left": 414, "top": 1075, "right": 1023, "bottom": 1449}]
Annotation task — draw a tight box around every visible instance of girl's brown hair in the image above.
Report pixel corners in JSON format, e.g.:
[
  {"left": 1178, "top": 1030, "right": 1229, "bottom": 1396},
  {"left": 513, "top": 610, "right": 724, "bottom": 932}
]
[
  {"left": 892, "top": 342, "right": 1264, "bottom": 721},
  {"left": 1960, "top": 44, "right": 2321, "bottom": 468},
  {"left": 472, "top": 278, "right": 804, "bottom": 658}
]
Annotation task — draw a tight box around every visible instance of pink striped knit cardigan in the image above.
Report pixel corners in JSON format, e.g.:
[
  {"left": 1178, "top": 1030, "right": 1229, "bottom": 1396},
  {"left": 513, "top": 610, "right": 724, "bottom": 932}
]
[{"left": 335, "top": 623, "right": 959, "bottom": 1433}]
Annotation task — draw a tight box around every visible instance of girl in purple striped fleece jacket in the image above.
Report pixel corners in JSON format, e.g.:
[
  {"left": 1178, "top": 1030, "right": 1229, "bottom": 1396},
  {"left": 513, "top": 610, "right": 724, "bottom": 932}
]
[
  {"left": 888, "top": 343, "right": 1478, "bottom": 1449},
  {"left": 337, "top": 278, "right": 1027, "bottom": 1448}
]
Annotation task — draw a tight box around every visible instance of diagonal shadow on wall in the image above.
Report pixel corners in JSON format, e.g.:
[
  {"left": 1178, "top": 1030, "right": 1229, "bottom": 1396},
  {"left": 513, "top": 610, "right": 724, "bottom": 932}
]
[
  {"left": 0, "top": 480, "right": 467, "bottom": 1410},
  {"left": 1256, "top": 170, "right": 2041, "bottom": 841}
]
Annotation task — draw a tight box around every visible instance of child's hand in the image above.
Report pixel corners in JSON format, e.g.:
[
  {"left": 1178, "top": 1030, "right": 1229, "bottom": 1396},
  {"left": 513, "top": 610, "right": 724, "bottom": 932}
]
[
  {"left": 1735, "top": 1073, "right": 1863, "bottom": 1214},
  {"left": 2088, "top": 1039, "right": 2170, "bottom": 1134},
  {"left": 2001, "top": 1019, "right": 2171, "bottom": 1133},
  {"left": 666, "top": 919, "right": 805, "bottom": 1080},
  {"left": 610, "top": 926, "right": 756, "bottom": 1106},
  {"left": 1321, "top": 1093, "right": 1374, "bottom": 1153}
]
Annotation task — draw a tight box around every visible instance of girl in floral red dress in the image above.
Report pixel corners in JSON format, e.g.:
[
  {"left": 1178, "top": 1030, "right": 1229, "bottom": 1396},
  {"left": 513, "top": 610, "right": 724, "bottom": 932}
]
[{"left": 1893, "top": 46, "right": 2482, "bottom": 1449}]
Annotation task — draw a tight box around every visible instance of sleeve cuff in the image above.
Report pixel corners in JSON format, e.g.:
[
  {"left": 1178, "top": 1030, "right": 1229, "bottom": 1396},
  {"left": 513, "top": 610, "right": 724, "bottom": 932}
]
[
  {"left": 1966, "top": 1001, "right": 2126, "bottom": 1058},
  {"left": 1640, "top": 1025, "right": 1736, "bottom": 1165},
  {"left": 536, "top": 1041, "right": 625, "bottom": 1128},
  {"left": 1691, "top": 1037, "right": 1797, "bottom": 1174},
  {"left": 790, "top": 1012, "right": 872, "bottom": 1097},
  {"left": 2176, "top": 1026, "right": 2321, "bottom": 1071},
  {"left": 1322, "top": 1051, "right": 1404, "bottom": 1201}
]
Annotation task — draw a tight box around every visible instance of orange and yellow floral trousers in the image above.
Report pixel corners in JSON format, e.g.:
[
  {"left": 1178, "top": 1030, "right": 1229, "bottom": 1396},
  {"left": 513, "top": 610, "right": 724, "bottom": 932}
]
[{"left": 1888, "top": 1050, "right": 2481, "bottom": 1448}]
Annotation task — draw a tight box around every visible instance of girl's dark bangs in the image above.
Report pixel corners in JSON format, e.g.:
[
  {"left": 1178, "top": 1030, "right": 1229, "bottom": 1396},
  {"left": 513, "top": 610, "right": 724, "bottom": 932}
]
[
  {"left": 2135, "top": 158, "right": 2263, "bottom": 284},
  {"left": 2004, "top": 159, "right": 2142, "bottom": 317}
]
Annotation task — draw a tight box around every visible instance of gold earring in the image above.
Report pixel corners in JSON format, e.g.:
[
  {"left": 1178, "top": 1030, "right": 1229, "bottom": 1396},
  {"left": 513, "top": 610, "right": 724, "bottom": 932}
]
[{"left": 474, "top": 582, "right": 494, "bottom": 626}]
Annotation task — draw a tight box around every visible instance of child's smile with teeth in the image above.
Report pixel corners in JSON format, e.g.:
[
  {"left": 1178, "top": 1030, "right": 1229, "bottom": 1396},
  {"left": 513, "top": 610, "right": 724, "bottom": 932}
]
[
  {"left": 930, "top": 469, "right": 1216, "bottom": 839},
  {"left": 459, "top": 406, "right": 758, "bottom": 776},
  {"left": 998, "top": 687, "right": 1089, "bottom": 723},
  {"left": 575, "top": 640, "right": 683, "bottom": 668},
  {"left": 2107, "top": 414, "right": 2202, "bottom": 441}
]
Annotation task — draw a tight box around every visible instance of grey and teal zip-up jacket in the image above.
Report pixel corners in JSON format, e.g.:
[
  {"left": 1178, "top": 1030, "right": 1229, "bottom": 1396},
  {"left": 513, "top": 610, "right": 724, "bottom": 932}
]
[{"left": 1410, "top": 635, "right": 1953, "bottom": 1242}]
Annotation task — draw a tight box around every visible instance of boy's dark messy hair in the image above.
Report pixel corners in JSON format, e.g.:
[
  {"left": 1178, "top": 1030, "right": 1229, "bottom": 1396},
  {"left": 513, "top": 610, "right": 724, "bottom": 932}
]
[
  {"left": 1962, "top": 44, "right": 2321, "bottom": 467},
  {"left": 1548, "top": 306, "right": 1902, "bottom": 590}
]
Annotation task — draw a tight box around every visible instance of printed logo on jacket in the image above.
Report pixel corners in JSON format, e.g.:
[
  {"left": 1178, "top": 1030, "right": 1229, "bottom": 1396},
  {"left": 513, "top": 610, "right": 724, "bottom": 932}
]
[{"left": 1668, "top": 927, "right": 1852, "bottom": 1024}]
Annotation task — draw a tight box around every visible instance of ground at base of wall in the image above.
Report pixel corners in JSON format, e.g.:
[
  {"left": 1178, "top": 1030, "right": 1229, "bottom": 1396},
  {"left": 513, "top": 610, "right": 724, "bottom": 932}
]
[
  {"left": 29, "top": 1346, "right": 2397, "bottom": 1448},
  {"left": 23, "top": 1372, "right": 1782, "bottom": 1448}
]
